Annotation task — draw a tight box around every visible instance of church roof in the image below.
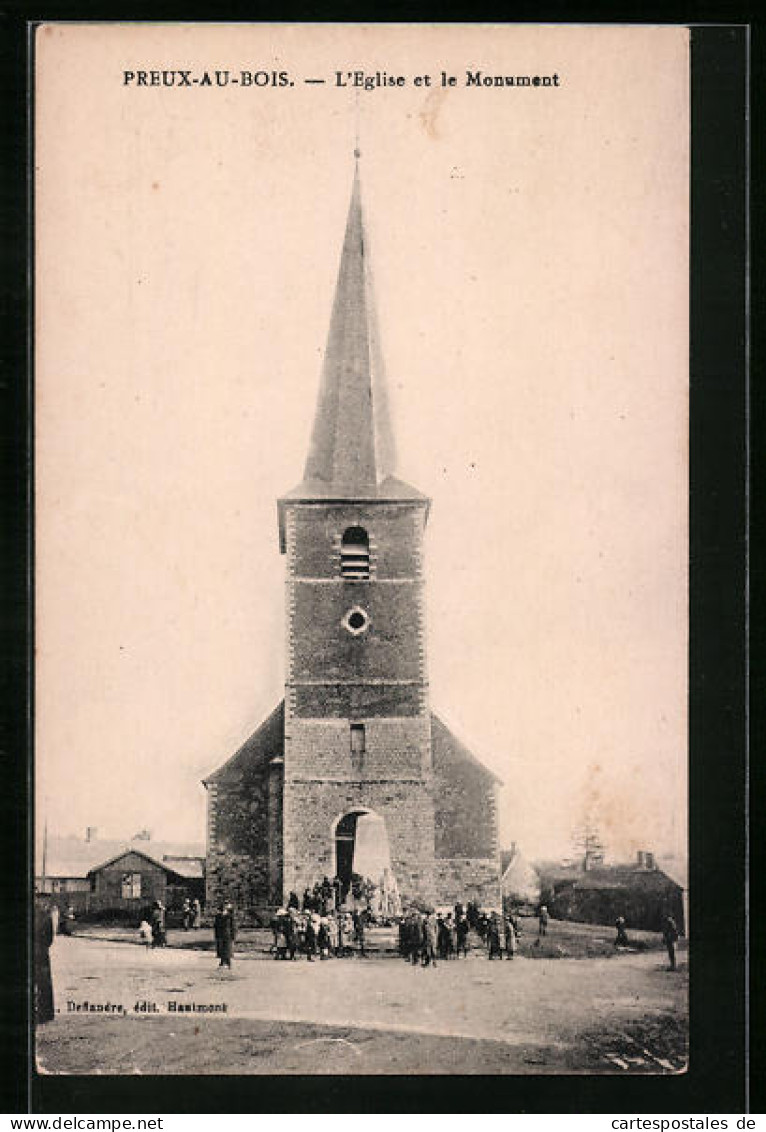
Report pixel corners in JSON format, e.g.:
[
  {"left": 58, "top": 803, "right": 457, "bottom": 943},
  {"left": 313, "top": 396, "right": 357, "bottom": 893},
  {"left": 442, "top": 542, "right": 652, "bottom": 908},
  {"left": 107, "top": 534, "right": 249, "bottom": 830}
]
[
  {"left": 431, "top": 711, "right": 503, "bottom": 785},
  {"left": 203, "top": 701, "right": 500, "bottom": 786},
  {"left": 202, "top": 700, "right": 285, "bottom": 785},
  {"left": 280, "top": 162, "right": 425, "bottom": 527}
]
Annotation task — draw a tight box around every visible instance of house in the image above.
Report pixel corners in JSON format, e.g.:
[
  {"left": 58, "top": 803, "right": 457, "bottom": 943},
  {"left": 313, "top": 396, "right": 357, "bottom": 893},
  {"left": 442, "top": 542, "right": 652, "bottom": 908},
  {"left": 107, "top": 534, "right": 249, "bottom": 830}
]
[
  {"left": 87, "top": 848, "right": 205, "bottom": 918},
  {"left": 537, "top": 851, "right": 685, "bottom": 933},
  {"left": 500, "top": 843, "right": 541, "bottom": 907},
  {"left": 204, "top": 160, "right": 504, "bottom": 918},
  {"left": 36, "top": 833, "right": 205, "bottom": 919}
]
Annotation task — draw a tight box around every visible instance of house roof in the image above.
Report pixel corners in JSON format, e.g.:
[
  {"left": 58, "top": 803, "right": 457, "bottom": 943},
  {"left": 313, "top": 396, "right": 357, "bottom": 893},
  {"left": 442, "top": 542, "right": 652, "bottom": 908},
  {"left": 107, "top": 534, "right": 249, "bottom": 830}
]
[
  {"left": 540, "top": 863, "right": 683, "bottom": 893},
  {"left": 161, "top": 855, "right": 205, "bottom": 879},
  {"left": 86, "top": 846, "right": 177, "bottom": 877},
  {"left": 37, "top": 836, "right": 205, "bottom": 880}
]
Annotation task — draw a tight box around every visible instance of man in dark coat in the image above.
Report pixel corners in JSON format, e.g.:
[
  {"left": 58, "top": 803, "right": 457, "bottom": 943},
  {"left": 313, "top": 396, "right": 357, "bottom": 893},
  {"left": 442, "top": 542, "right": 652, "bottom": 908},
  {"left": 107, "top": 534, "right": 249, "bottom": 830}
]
[
  {"left": 614, "top": 915, "right": 629, "bottom": 948},
  {"left": 662, "top": 915, "right": 679, "bottom": 970},
  {"left": 213, "top": 902, "right": 236, "bottom": 968},
  {"left": 34, "top": 896, "right": 55, "bottom": 1025},
  {"left": 456, "top": 914, "right": 470, "bottom": 958},
  {"left": 150, "top": 900, "right": 166, "bottom": 948}
]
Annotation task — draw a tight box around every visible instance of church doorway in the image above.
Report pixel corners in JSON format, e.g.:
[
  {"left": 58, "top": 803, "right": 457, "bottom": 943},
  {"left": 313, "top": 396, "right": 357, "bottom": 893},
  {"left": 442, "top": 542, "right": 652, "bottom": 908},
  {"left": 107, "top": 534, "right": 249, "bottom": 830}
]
[{"left": 333, "top": 810, "right": 399, "bottom": 912}]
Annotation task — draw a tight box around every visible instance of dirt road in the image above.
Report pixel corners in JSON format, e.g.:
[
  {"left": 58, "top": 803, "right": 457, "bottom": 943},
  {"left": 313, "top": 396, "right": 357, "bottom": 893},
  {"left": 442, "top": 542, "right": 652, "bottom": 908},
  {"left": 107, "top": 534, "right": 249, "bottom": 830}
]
[{"left": 37, "top": 935, "right": 687, "bottom": 1075}]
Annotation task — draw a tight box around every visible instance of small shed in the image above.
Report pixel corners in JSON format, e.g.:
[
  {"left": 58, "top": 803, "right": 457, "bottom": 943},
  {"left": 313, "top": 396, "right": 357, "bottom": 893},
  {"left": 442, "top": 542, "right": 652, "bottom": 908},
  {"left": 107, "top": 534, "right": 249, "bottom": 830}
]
[{"left": 87, "top": 848, "right": 205, "bottom": 920}]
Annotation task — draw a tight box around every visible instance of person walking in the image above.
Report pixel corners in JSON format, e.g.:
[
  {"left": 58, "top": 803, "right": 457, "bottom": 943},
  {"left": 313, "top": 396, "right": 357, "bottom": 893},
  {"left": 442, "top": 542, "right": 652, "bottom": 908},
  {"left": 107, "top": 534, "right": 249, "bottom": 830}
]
[
  {"left": 662, "top": 915, "right": 679, "bottom": 970},
  {"left": 214, "top": 901, "right": 236, "bottom": 969},
  {"left": 192, "top": 897, "right": 202, "bottom": 929},
  {"left": 181, "top": 899, "right": 191, "bottom": 931}
]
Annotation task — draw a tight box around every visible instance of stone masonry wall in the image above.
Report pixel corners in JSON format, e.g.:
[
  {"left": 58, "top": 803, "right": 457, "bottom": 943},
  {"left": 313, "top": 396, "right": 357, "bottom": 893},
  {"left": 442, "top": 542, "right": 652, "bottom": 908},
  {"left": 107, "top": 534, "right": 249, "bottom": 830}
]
[
  {"left": 434, "top": 764, "right": 498, "bottom": 860},
  {"left": 205, "top": 760, "right": 277, "bottom": 916},
  {"left": 282, "top": 777, "right": 436, "bottom": 906},
  {"left": 286, "top": 716, "right": 431, "bottom": 781},
  {"left": 433, "top": 858, "right": 503, "bottom": 909}
]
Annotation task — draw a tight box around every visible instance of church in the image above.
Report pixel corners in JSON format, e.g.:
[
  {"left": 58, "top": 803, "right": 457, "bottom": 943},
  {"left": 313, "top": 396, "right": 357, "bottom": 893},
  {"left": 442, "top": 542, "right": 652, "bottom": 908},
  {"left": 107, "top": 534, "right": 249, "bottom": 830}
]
[{"left": 203, "top": 161, "right": 503, "bottom": 917}]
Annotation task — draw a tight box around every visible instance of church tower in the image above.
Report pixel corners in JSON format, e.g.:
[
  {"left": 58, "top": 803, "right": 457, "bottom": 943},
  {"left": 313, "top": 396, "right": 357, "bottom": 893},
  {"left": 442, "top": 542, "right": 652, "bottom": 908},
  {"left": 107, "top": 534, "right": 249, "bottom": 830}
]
[
  {"left": 277, "top": 162, "right": 435, "bottom": 905},
  {"left": 204, "top": 161, "right": 502, "bottom": 916}
]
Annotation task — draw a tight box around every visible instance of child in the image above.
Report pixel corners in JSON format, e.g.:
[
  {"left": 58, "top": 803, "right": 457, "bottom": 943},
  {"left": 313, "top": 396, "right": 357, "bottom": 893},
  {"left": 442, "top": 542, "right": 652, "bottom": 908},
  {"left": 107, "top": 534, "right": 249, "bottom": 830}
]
[{"left": 138, "top": 920, "right": 152, "bottom": 950}]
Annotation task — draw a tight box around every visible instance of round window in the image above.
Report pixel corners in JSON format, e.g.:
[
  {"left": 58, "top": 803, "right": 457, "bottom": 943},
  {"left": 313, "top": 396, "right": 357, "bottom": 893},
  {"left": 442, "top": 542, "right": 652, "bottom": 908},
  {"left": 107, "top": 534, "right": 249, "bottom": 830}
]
[{"left": 342, "top": 606, "right": 370, "bottom": 636}]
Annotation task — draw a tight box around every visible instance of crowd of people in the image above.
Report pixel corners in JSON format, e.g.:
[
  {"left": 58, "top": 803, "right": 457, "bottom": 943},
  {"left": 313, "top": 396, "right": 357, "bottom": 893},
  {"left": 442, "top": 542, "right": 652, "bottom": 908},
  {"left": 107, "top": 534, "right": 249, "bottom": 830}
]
[
  {"left": 270, "top": 905, "right": 368, "bottom": 960},
  {"left": 399, "top": 903, "right": 522, "bottom": 965}
]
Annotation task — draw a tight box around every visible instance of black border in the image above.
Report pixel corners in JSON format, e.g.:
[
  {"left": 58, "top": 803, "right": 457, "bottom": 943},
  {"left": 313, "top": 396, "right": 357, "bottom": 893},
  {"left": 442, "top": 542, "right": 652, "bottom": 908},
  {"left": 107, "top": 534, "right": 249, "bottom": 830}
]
[{"left": 0, "top": 14, "right": 750, "bottom": 1116}]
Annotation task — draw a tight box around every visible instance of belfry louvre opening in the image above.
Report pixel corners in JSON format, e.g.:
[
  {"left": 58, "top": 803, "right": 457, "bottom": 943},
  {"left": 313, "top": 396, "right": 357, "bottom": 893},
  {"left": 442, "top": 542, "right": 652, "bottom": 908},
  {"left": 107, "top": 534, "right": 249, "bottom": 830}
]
[{"left": 340, "top": 526, "right": 370, "bottom": 579}]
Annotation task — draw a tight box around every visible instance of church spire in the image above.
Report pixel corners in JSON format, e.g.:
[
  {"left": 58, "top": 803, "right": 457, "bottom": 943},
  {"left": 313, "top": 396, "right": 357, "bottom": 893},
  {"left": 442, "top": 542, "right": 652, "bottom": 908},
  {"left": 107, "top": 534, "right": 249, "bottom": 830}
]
[{"left": 301, "top": 161, "right": 395, "bottom": 492}]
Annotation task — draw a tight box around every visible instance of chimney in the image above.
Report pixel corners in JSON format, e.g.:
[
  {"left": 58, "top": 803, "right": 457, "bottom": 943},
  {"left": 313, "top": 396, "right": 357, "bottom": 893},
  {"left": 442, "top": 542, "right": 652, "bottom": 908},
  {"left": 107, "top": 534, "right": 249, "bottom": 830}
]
[{"left": 85, "top": 826, "right": 98, "bottom": 843}]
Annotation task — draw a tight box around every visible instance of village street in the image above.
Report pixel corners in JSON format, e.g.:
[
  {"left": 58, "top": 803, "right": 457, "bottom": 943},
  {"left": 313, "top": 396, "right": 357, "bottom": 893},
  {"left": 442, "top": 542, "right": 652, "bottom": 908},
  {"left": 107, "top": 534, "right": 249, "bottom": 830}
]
[{"left": 37, "top": 931, "right": 687, "bottom": 1075}]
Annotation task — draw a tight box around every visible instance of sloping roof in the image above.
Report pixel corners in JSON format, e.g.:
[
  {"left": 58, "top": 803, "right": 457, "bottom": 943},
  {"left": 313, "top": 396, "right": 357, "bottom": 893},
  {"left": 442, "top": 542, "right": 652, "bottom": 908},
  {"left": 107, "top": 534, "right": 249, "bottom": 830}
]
[
  {"left": 542, "top": 863, "right": 683, "bottom": 893},
  {"left": 37, "top": 836, "right": 205, "bottom": 880},
  {"left": 202, "top": 700, "right": 285, "bottom": 785},
  {"left": 298, "top": 164, "right": 394, "bottom": 496},
  {"left": 431, "top": 712, "right": 503, "bottom": 784},
  {"left": 160, "top": 855, "right": 205, "bottom": 879},
  {"left": 501, "top": 845, "right": 541, "bottom": 901},
  {"left": 278, "top": 166, "right": 428, "bottom": 551},
  {"left": 86, "top": 846, "right": 181, "bottom": 877}
]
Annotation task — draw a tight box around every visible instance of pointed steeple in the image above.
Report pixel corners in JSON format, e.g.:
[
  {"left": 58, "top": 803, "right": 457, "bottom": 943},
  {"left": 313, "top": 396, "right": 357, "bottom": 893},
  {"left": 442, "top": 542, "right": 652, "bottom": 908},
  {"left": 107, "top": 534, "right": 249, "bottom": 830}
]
[
  {"left": 278, "top": 160, "right": 428, "bottom": 551},
  {"left": 302, "top": 161, "right": 394, "bottom": 491}
]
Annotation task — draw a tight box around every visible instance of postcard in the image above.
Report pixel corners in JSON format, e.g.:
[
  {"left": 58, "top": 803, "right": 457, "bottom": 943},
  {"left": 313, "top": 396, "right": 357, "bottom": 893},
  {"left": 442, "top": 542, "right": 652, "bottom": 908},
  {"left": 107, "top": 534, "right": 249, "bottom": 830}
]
[{"left": 34, "top": 22, "right": 690, "bottom": 1077}]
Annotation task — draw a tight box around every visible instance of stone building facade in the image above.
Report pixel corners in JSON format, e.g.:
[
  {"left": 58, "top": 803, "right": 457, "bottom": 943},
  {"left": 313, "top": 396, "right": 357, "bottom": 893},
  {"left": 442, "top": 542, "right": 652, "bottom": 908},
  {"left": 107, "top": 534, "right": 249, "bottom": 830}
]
[{"left": 204, "top": 163, "right": 503, "bottom": 917}]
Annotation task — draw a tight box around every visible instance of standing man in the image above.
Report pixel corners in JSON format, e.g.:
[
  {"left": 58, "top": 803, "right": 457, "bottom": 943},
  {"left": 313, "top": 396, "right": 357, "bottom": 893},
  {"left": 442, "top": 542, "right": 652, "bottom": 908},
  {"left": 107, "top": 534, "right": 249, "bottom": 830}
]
[
  {"left": 214, "top": 901, "right": 237, "bottom": 969},
  {"left": 456, "top": 914, "right": 470, "bottom": 958},
  {"left": 150, "top": 900, "right": 166, "bottom": 948},
  {"left": 504, "top": 911, "right": 519, "bottom": 959},
  {"left": 34, "top": 895, "right": 55, "bottom": 1025},
  {"left": 614, "top": 915, "right": 629, "bottom": 948},
  {"left": 662, "top": 915, "right": 679, "bottom": 970},
  {"left": 353, "top": 910, "right": 367, "bottom": 958},
  {"left": 538, "top": 904, "right": 549, "bottom": 937},
  {"left": 422, "top": 909, "right": 438, "bottom": 967}
]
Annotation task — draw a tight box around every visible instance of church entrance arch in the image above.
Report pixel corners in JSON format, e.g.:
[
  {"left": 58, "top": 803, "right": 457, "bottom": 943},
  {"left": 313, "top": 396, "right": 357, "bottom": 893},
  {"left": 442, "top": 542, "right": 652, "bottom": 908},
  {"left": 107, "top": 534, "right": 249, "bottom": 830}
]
[{"left": 331, "top": 809, "right": 399, "bottom": 913}]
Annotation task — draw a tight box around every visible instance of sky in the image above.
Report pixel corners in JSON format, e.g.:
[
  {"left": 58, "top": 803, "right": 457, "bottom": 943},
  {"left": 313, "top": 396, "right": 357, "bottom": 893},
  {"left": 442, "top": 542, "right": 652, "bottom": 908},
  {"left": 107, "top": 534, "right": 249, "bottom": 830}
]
[{"left": 35, "top": 23, "right": 689, "bottom": 864}]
